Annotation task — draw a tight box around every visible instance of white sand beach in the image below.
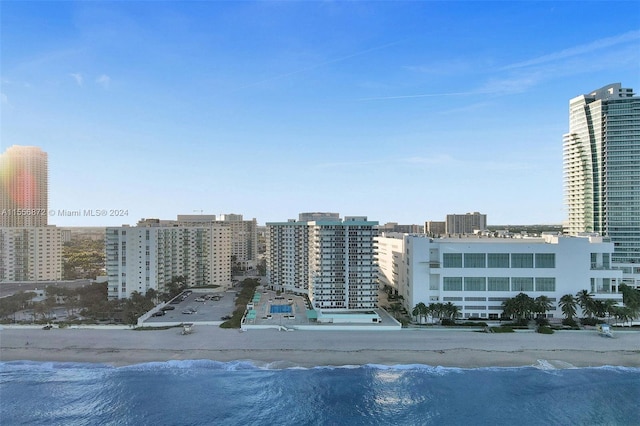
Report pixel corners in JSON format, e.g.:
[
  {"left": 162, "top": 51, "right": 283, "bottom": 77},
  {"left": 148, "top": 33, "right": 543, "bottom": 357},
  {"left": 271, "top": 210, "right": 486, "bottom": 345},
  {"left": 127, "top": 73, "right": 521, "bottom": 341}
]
[{"left": 1, "top": 326, "right": 639, "bottom": 368}]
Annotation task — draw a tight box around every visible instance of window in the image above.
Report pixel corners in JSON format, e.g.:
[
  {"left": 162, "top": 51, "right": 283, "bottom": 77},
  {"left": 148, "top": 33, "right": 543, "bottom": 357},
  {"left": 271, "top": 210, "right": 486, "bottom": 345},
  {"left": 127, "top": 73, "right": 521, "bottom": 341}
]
[
  {"left": 535, "top": 253, "right": 555, "bottom": 268},
  {"left": 487, "top": 253, "right": 510, "bottom": 268},
  {"left": 535, "top": 278, "right": 556, "bottom": 292},
  {"left": 511, "top": 253, "right": 533, "bottom": 268},
  {"left": 464, "top": 253, "right": 486, "bottom": 268},
  {"left": 464, "top": 277, "right": 486, "bottom": 291},
  {"left": 511, "top": 277, "right": 534, "bottom": 291},
  {"left": 443, "top": 277, "right": 462, "bottom": 291},
  {"left": 443, "top": 253, "right": 462, "bottom": 268},
  {"left": 487, "top": 277, "right": 509, "bottom": 291}
]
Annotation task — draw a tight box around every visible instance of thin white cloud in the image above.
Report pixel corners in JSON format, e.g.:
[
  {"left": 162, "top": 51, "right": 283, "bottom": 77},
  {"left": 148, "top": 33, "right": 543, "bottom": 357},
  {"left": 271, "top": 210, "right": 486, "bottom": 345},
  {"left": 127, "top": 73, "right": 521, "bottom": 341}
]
[
  {"left": 317, "top": 155, "right": 456, "bottom": 169},
  {"left": 96, "top": 74, "right": 111, "bottom": 88},
  {"left": 502, "top": 29, "right": 640, "bottom": 70},
  {"left": 235, "top": 40, "right": 405, "bottom": 91},
  {"left": 403, "top": 59, "right": 474, "bottom": 75},
  {"left": 316, "top": 159, "right": 387, "bottom": 169},
  {"left": 70, "top": 73, "right": 83, "bottom": 86},
  {"left": 1, "top": 93, "right": 8, "bottom": 104},
  {"left": 402, "top": 155, "right": 455, "bottom": 165},
  {"left": 475, "top": 73, "right": 543, "bottom": 96},
  {"left": 358, "top": 90, "right": 482, "bottom": 101}
]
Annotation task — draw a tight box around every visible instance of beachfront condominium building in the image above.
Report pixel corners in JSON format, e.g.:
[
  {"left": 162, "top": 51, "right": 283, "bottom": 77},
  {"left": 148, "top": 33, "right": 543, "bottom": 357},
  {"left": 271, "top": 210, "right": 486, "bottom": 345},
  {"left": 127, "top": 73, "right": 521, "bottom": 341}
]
[
  {"left": 563, "top": 83, "right": 640, "bottom": 287},
  {"left": 266, "top": 214, "right": 379, "bottom": 311},
  {"left": 0, "top": 145, "right": 64, "bottom": 282},
  {"left": 106, "top": 221, "right": 231, "bottom": 299},
  {"left": 163, "top": 214, "right": 258, "bottom": 270},
  {"left": 445, "top": 212, "right": 487, "bottom": 235},
  {"left": 376, "top": 232, "right": 622, "bottom": 320},
  {"left": 0, "top": 226, "right": 63, "bottom": 281},
  {"left": 0, "top": 145, "right": 48, "bottom": 227},
  {"left": 217, "top": 214, "right": 258, "bottom": 270}
]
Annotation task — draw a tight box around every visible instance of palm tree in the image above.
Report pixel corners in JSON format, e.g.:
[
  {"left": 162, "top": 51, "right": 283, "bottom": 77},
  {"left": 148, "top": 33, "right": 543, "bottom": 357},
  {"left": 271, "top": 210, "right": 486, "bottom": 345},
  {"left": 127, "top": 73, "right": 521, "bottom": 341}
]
[
  {"left": 429, "top": 302, "right": 444, "bottom": 322},
  {"left": 502, "top": 293, "right": 535, "bottom": 321},
  {"left": 412, "top": 304, "right": 423, "bottom": 323},
  {"left": 619, "top": 284, "right": 640, "bottom": 321},
  {"left": 576, "top": 290, "right": 595, "bottom": 318},
  {"left": 601, "top": 299, "right": 618, "bottom": 323},
  {"left": 443, "top": 302, "right": 459, "bottom": 320},
  {"left": 559, "top": 294, "right": 577, "bottom": 320},
  {"left": 534, "top": 295, "right": 553, "bottom": 318},
  {"left": 612, "top": 306, "right": 634, "bottom": 326},
  {"left": 414, "top": 302, "right": 428, "bottom": 324}
]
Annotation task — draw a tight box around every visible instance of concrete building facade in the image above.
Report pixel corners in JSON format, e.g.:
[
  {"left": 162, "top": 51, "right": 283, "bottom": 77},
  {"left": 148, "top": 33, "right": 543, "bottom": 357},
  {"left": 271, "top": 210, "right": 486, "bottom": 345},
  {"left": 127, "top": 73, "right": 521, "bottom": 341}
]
[
  {"left": 563, "top": 83, "right": 640, "bottom": 287},
  {"left": 0, "top": 226, "right": 63, "bottom": 281},
  {"left": 376, "top": 233, "right": 622, "bottom": 320},
  {"left": 425, "top": 221, "right": 446, "bottom": 237},
  {"left": 445, "top": 212, "right": 487, "bottom": 235},
  {"left": 106, "top": 222, "right": 231, "bottom": 299},
  {"left": 266, "top": 214, "right": 379, "bottom": 312}
]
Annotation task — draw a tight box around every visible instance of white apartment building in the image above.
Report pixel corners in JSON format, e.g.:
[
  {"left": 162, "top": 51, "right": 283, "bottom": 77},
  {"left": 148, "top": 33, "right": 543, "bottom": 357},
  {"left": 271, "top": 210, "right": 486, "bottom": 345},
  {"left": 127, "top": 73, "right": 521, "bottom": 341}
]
[
  {"left": 266, "top": 214, "right": 379, "bottom": 311},
  {"left": 0, "top": 226, "right": 63, "bottom": 281},
  {"left": 376, "top": 233, "right": 622, "bottom": 320},
  {"left": 445, "top": 212, "right": 487, "bottom": 235},
  {"left": 160, "top": 214, "right": 258, "bottom": 270},
  {"left": 217, "top": 214, "right": 258, "bottom": 270},
  {"left": 106, "top": 222, "right": 231, "bottom": 299}
]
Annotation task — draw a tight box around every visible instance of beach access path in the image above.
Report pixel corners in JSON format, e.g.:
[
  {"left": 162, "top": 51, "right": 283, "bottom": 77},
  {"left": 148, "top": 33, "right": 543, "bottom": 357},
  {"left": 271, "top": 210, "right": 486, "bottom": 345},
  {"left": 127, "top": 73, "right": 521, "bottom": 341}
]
[{"left": 1, "top": 326, "right": 639, "bottom": 368}]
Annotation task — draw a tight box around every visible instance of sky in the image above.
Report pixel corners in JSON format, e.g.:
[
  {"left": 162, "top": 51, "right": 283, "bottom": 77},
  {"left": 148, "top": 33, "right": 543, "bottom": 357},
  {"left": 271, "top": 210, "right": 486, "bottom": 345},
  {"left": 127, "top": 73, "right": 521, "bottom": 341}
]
[{"left": 1, "top": 1, "right": 639, "bottom": 227}]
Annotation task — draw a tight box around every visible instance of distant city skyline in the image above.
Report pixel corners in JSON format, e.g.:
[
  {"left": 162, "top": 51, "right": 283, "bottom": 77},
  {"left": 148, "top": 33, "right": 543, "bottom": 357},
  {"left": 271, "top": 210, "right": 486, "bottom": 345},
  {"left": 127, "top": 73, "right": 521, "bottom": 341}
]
[{"left": 2, "top": 2, "right": 639, "bottom": 227}]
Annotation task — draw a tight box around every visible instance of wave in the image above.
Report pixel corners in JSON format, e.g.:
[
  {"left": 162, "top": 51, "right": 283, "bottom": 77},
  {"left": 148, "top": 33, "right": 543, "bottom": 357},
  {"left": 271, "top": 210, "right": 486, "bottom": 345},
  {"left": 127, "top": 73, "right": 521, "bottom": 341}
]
[
  {"left": 2, "top": 359, "right": 638, "bottom": 374},
  {"left": 0, "top": 360, "right": 113, "bottom": 371}
]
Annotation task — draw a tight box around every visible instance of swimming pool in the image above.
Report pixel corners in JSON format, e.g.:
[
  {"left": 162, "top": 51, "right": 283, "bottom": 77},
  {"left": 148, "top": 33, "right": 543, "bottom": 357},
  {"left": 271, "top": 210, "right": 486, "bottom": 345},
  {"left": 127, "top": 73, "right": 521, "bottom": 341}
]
[{"left": 270, "top": 305, "right": 292, "bottom": 314}]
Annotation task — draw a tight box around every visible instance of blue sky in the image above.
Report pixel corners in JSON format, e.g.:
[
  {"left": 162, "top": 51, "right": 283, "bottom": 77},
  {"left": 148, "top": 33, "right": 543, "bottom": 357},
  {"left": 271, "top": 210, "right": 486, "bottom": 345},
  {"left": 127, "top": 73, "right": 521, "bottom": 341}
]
[{"left": 1, "top": 1, "right": 639, "bottom": 227}]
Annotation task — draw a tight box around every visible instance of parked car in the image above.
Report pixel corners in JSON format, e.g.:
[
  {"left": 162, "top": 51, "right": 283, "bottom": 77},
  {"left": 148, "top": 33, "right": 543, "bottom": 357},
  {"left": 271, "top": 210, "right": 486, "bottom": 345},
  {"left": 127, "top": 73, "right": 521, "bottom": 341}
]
[
  {"left": 152, "top": 311, "right": 165, "bottom": 317},
  {"left": 182, "top": 307, "right": 197, "bottom": 314},
  {"left": 220, "top": 315, "right": 232, "bottom": 320},
  {"left": 195, "top": 297, "right": 206, "bottom": 302}
]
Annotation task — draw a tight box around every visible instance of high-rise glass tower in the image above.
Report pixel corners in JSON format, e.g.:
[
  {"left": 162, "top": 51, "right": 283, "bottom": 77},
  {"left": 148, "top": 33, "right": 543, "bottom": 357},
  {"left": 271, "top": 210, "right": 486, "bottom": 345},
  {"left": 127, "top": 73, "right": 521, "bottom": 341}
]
[
  {"left": 563, "top": 83, "right": 640, "bottom": 283},
  {"left": 0, "top": 145, "right": 49, "bottom": 227}
]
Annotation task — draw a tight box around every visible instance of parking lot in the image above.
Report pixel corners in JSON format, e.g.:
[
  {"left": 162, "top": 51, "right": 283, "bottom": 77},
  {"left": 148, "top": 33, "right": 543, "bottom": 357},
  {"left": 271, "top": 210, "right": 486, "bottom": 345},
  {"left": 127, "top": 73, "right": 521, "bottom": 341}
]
[{"left": 144, "top": 290, "right": 237, "bottom": 325}]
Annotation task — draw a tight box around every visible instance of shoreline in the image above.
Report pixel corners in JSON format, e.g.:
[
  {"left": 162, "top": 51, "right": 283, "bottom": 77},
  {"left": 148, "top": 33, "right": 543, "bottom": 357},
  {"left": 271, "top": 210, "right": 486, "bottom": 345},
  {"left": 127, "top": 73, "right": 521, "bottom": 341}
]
[{"left": 1, "top": 326, "right": 639, "bottom": 369}]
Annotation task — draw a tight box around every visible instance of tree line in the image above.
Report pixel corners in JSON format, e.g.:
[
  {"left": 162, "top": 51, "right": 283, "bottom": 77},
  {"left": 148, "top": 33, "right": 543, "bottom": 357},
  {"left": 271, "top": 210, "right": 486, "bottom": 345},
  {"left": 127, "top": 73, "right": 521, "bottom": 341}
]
[
  {"left": 0, "top": 276, "right": 194, "bottom": 326},
  {"left": 411, "top": 284, "right": 640, "bottom": 325}
]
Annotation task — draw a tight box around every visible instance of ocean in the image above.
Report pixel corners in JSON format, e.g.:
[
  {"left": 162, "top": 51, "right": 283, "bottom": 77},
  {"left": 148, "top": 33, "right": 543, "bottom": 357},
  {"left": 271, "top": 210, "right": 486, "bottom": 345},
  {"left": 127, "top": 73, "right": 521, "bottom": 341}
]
[{"left": 1, "top": 360, "right": 639, "bottom": 425}]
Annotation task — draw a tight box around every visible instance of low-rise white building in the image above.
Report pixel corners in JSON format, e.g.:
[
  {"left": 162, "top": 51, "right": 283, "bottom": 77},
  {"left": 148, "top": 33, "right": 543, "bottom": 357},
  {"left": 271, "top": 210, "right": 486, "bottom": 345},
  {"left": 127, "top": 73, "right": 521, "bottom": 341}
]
[{"left": 376, "top": 233, "right": 623, "bottom": 320}]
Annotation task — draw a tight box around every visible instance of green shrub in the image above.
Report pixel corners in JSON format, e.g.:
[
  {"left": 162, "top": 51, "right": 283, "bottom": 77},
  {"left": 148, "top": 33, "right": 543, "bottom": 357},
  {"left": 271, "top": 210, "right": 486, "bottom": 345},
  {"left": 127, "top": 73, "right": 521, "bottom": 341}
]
[
  {"left": 535, "top": 317, "right": 550, "bottom": 326},
  {"left": 562, "top": 318, "right": 579, "bottom": 328},
  {"left": 536, "top": 325, "right": 554, "bottom": 334},
  {"left": 580, "top": 317, "right": 605, "bottom": 326},
  {"left": 441, "top": 319, "right": 456, "bottom": 326},
  {"left": 461, "top": 321, "right": 488, "bottom": 327},
  {"left": 490, "top": 326, "right": 514, "bottom": 333}
]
